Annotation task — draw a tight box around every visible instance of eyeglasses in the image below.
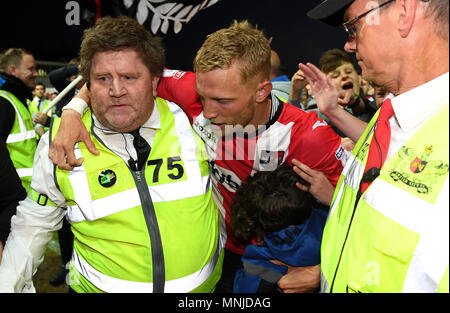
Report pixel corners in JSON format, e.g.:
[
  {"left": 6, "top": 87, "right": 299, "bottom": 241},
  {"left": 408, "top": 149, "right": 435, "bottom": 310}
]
[{"left": 342, "top": 0, "right": 394, "bottom": 42}]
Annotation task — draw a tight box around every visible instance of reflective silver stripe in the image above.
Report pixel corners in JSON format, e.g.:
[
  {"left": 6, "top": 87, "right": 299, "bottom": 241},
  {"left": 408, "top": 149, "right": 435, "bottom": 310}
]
[
  {"left": 344, "top": 157, "right": 364, "bottom": 192},
  {"left": 167, "top": 101, "right": 201, "bottom": 182},
  {"left": 149, "top": 175, "right": 210, "bottom": 202},
  {"left": 329, "top": 181, "right": 345, "bottom": 218},
  {"left": 71, "top": 233, "right": 223, "bottom": 293},
  {"left": 329, "top": 125, "right": 376, "bottom": 214},
  {"left": 320, "top": 270, "right": 329, "bottom": 293},
  {"left": 0, "top": 91, "right": 35, "bottom": 144},
  {"left": 16, "top": 167, "right": 33, "bottom": 178},
  {"left": 68, "top": 148, "right": 92, "bottom": 204},
  {"left": 66, "top": 175, "right": 211, "bottom": 223},
  {"left": 328, "top": 154, "right": 357, "bottom": 217},
  {"left": 6, "top": 130, "right": 36, "bottom": 144},
  {"left": 66, "top": 117, "right": 210, "bottom": 223},
  {"left": 364, "top": 178, "right": 449, "bottom": 292},
  {"left": 67, "top": 187, "right": 141, "bottom": 223},
  {"left": 341, "top": 154, "right": 356, "bottom": 177},
  {"left": 343, "top": 125, "right": 376, "bottom": 192}
]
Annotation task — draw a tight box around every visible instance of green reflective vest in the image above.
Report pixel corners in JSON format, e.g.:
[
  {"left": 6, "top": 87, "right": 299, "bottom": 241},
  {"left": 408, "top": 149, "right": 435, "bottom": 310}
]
[
  {"left": 29, "top": 98, "right": 52, "bottom": 116},
  {"left": 0, "top": 90, "right": 37, "bottom": 192},
  {"left": 29, "top": 98, "right": 53, "bottom": 135},
  {"left": 51, "top": 97, "right": 223, "bottom": 293},
  {"left": 321, "top": 103, "right": 449, "bottom": 293}
]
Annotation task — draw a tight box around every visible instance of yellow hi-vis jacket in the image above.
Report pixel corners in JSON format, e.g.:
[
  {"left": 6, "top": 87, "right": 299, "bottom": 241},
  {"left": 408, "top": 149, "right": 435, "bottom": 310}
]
[
  {"left": 29, "top": 97, "right": 53, "bottom": 136},
  {"left": 321, "top": 103, "right": 449, "bottom": 293},
  {"left": 0, "top": 90, "right": 37, "bottom": 192},
  {"left": 49, "top": 97, "right": 223, "bottom": 293}
]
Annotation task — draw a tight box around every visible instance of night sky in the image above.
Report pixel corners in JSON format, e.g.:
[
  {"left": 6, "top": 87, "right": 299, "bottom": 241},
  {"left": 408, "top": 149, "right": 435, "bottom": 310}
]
[{"left": 2, "top": 0, "right": 351, "bottom": 77}]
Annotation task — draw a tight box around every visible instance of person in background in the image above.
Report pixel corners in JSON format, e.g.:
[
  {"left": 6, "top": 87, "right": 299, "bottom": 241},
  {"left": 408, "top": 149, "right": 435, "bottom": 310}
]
[
  {"left": 373, "top": 83, "right": 390, "bottom": 108},
  {"left": 300, "top": 0, "right": 448, "bottom": 292},
  {"left": 359, "top": 75, "right": 375, "bottom": 98},
  {"left": 48, "top": 91, "right": 58, "bottom": 100},
  {"left": 231, "top": 163, "right": 327, "bottom": 293},
  {"left": 34, "top": 58, "right": 86, "bottom": 131},
  {"left": 48, "top": 58, "right": 85, "bottom": 118},
  {"left": 0, "top": 48, "right": 38, "bottom": 192},
  {"left": 319, "top": 48, "right": 376, "bottom": 123},
  {"left": 288, "top": 69, "right": 310, "bottom": 110},
  {"left": 29, "top": 82, "right": 52, "bottom": 137},
  {"left": 270, "top": 50, "right": 292, "bottom": 101}
]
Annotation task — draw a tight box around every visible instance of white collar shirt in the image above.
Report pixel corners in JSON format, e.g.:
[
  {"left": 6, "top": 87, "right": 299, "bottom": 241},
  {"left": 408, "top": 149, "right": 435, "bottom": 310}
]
[
  {"left": 387, "top": 72, "right": 449, "bottom": 162},
  {"left": 91, "top": 99, "right": 161, "bottom": 162}
]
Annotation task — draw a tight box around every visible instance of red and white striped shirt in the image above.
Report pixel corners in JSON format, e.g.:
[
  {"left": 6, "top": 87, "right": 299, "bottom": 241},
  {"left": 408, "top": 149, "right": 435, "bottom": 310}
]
[{"left": 158, "top": 70, "right": 346, "bottom": 254}]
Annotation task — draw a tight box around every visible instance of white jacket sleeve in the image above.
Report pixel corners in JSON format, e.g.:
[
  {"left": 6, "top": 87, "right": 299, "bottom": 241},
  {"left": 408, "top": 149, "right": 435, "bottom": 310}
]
[{"left": 0, "top": 132, "right": 67, "bottom": 292}]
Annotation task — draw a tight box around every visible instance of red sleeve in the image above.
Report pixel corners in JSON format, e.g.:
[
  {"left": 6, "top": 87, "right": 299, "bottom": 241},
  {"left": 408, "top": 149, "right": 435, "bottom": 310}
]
[
  {"left": 157, "top": 69, "right": 203, "bottom": 124},
  {"left": 286, "top": 110, "right": 344, "bottom": 186}
]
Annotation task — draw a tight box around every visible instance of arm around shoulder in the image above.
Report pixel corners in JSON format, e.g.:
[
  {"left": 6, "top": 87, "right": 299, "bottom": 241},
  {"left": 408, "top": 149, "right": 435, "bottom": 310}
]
[{"left": 49, "top": 92, "right": 98, "bottom": 170}]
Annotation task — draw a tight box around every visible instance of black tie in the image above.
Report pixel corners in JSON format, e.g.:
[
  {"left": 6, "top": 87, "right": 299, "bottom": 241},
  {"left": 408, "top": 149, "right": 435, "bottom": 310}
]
[
  {"left": 128, "top": 128, "right": 151, "bottom": 171},
  {"left": 38, "top": 99, "right": 42, "bottom": 111}
]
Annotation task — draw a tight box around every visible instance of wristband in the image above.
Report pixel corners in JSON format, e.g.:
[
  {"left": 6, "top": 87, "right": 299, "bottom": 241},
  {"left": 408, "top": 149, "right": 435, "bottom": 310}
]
[{"left": 62, "top": 97, "right": 88, "bottom": 115}]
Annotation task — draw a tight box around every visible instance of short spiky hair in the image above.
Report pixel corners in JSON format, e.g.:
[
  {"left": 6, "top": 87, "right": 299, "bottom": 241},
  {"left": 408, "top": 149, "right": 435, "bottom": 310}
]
[
  {"left": 193, "top": 20, "right": 271, "bottom": 83},
  {"left": 319, "top": 48, "right": 354, "bottom": 74},
  {"left": 79, "top": 16, "right": 165, "bottom": 82},
  {"left": 230, "top": 163, "right": 314, "bottom": 242},
  {"left": 0, "top": 48, "right": 33, "bottom": 72}
]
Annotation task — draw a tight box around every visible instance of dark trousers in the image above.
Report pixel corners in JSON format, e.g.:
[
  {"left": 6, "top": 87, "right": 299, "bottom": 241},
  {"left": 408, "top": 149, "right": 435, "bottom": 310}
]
[
  {"left": 59, "top": 218, "right": 74, "bottom": 264},
  {"left": 214, "top": 248, "right": 243, "bottom": 293}
]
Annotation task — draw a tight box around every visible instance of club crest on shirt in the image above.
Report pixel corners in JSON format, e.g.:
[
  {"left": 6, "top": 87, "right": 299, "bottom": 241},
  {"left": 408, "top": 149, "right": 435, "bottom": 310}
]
[
  {"left": 410, "top": 157, "right": 428, "bottom": 173},
  {"left": 388, "top": 145, "right": 448, "bottom": 195},
  {"left": 259, "top": 150, "right": 285, "bottom": 171}
]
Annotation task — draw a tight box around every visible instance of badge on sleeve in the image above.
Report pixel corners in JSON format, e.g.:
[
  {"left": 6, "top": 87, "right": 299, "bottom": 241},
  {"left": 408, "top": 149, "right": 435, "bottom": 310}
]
[{"left": 99, "top": 170, "right": 116, "bottom": 188}]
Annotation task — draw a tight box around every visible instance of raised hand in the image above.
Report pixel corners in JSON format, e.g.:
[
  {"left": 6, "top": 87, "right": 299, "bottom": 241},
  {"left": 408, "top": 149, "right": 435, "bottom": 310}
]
[
  {"left": 299, "top": 63, "right": 340, "bottom": 116},
  {"left": 290, "top": 68, "right": 308, "bottom": 98}
]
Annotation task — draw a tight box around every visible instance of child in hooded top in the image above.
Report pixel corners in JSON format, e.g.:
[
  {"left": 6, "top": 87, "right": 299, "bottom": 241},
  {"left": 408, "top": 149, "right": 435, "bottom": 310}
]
[{"left": 230, "top": 163, "right": 327, "bottom": 293}]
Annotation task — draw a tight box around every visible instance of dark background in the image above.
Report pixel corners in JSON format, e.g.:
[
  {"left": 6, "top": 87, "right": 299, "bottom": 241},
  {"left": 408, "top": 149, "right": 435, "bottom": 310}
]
[{"left": 1, "top": 0, "right": 350, "bottom": 78}]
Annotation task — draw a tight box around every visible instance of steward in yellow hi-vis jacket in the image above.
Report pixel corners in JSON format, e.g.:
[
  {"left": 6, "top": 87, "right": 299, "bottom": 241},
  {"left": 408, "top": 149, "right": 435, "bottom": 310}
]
[
  {"left": 29, "top": 93, "right": 53, "bottom": 137},
  {"left": 0, "top": 16, "right": 223, "bottom": 293},
  {"left": 303, "top": 0, "right": 449, "bottom": 293},
  {"left": 321, "top": 75, "right": 449, "bottom": 293},
  {"left": 0, "top": 89, "right": 37, "bottom": 192},
  {"left": 0, "top": 98, "right": 223, "bottom": 293}
]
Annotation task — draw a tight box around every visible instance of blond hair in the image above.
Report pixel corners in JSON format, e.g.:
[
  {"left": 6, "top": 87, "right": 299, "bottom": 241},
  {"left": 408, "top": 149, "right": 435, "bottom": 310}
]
[{"left": 193, "top": 20, "right": 271, "bottom": 83}]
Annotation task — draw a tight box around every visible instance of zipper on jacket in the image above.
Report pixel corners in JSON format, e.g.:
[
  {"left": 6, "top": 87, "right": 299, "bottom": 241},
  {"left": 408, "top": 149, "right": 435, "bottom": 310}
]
[
  {"left": 132, "top": 169, "right": 165, "bottom": 293},
  {"left": 89, "top": 120, "right": 165, "bottom": 292}
]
